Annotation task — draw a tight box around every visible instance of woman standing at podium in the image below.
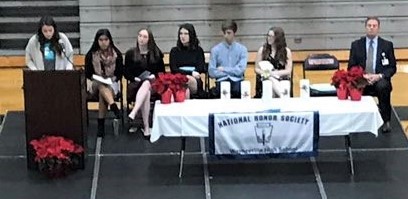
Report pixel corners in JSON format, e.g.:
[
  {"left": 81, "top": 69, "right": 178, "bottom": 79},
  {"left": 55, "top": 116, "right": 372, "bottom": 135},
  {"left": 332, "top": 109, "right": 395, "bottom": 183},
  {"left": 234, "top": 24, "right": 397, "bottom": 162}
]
[
  {"left": 124, "top": 28, "right": 165, "bottom": 137},
  {"left": 25, "top": 16, "right": 74, "bottom": 70},
  {"left": 85, "top": 29, "right": 124, "bottom": 137}
]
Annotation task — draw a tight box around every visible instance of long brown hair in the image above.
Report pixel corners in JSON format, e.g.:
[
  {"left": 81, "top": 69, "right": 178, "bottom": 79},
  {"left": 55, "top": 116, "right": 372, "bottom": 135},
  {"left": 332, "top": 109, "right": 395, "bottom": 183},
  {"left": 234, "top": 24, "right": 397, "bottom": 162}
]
[
  {"left": 261, "top": 27, "right": 287, "bottom": 64},
  {"left": 134, "top": 28, "right": 162, "bottom": 63}
]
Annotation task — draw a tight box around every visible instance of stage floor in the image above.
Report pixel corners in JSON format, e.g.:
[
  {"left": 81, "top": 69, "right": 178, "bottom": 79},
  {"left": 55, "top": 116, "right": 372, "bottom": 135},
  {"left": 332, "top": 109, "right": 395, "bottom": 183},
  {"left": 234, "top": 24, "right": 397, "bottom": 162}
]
[{"left": 0, "top": 110, "right": 407, "bottom": 199}]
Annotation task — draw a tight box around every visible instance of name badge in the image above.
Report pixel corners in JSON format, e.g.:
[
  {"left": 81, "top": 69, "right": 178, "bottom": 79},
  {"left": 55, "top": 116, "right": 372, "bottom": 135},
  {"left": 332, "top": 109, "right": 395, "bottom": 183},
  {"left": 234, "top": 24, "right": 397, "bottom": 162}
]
[{"left": 381, "top": 52, "right": 389, "bottom": 66}]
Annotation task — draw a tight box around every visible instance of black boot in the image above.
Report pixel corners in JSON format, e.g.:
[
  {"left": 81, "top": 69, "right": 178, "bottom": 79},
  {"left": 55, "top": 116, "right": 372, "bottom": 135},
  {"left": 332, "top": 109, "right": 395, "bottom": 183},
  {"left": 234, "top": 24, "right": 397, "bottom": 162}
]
[
  {"left": 110, "top": 103, "right": 121, "bottom": 119},
  {"left": 97, "top": 118, "right": 105, "bottom": 137}
]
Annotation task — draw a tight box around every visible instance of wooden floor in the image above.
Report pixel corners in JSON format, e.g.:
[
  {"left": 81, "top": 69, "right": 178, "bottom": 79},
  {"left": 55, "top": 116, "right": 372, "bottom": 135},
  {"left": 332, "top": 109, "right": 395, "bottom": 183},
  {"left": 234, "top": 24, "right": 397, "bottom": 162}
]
[{"left": 1, "top": 62, "right": 408, "bottom": 134}]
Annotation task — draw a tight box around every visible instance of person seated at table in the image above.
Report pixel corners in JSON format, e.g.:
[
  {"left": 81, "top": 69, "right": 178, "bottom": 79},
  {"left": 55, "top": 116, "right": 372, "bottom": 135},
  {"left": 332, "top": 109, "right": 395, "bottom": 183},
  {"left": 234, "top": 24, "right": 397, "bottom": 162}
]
[
  {"left": 255, "top": 27, "right": 293, "bottom": 97},
  {"left": 208, "top": 20, "right": 248, "bottom": 98},
  {"left": 85, "top": 29, "right": 124, "bottom": 137},
  {"left": 170, "top": 23, "right": 206, "bottom": 98},
  {"left": 125, "top": 28, "right": 165, "bottom": 137},
  {"left": 25, "top": 16, "right": 74, "bottom": 71}
]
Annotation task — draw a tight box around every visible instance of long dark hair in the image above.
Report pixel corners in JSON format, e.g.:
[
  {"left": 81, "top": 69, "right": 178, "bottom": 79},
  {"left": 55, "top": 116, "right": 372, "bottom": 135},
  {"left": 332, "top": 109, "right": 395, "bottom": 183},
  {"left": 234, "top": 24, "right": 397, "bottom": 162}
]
[
  {"left": 176, "top": 23, "right": 200, "bottom": 50},
  {"left": 87, "top": 28, "right": 118, "bottom": 53},
  {"left": 37, "top": 16, "right": 62, "bottom": 55},
  {"left": 135, "top": 28, "right": 162, "bottom": 63},
  {"left": 262, "top": 27, "right": 288, "bottom": 64}
]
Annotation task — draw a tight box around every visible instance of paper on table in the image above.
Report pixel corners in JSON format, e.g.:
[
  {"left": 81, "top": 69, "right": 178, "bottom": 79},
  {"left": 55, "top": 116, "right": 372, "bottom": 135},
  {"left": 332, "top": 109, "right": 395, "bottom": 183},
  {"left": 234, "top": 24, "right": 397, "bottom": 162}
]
[
  {"left": 92, "top": 74, "right": 113, "bottom": 85},
  {"left": 309, "top": 83, "right": 336, "bottom": 92}
]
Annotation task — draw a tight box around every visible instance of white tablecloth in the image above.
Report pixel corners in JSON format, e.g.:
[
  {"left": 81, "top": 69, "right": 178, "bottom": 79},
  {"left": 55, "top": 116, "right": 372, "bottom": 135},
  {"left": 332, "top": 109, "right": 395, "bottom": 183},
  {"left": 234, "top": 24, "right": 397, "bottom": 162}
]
[{"left": 151, "top": 97, "right": 383, "bottom": 142}]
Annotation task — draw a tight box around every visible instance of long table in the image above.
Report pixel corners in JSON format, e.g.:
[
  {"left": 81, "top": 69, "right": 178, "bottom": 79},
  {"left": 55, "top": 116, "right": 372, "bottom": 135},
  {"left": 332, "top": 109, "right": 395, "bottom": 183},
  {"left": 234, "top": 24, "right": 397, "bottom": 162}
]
[
  {"left": 150, "top": 96, "right": 383, "bottom": 176},
  {"left": 151, "top": 96, "right": 383, "bottom": 142}
]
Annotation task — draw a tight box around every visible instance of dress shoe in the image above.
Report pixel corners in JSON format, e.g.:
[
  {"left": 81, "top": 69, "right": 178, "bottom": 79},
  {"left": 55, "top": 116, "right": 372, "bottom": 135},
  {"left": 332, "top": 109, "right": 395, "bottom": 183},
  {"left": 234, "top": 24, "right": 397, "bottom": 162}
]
[
  {"left": 140, "top": 128, "right": 151, "bottom": 140},
  {"left": 110, "top": 103, "right": 122, "bottom": 119},
  {"left": 128, "top": 126, "right": 138, "bottom": 133},
  {"left": 381, "top": 121, "right": 391, "bottom": 133}
]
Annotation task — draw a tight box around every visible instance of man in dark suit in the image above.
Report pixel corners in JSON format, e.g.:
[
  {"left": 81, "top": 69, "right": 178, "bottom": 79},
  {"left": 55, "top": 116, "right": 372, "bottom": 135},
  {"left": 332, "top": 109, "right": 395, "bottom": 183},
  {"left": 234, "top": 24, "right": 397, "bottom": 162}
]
[{"left": 348, "top": 16, "right": 397, "bottom": 133}]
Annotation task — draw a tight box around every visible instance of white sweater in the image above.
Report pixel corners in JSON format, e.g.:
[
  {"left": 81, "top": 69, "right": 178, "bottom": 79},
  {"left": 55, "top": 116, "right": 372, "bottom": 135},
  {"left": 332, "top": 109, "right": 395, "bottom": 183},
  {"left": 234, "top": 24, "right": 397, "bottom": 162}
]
[{"left": 25, "top": 32, "right": 74, "bottom": 70}]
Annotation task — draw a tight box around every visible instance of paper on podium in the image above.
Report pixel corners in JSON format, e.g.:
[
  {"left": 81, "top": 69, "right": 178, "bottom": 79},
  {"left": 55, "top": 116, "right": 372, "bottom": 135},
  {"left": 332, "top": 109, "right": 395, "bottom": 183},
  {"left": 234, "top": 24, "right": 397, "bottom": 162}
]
[
  {"left": 279, "top": 80, "right": 291, "bottom": 98},
  {"left": 299, "top": 79, "right": 310, "bottom": 98},
  {"left": 258, "top": 61, "right": 274, "bottom": 71},
  {"left": 220, "top": 81, "right": 231, "bottom": 99},
  {"left": 92, "top": 74, "right": 113, "bottom": 85},
  {"left": 240, "top": 80, "right": 251, "bottom": 99},
  {"left": 262, "top": 80, "right": 273, "bottom": 100}
]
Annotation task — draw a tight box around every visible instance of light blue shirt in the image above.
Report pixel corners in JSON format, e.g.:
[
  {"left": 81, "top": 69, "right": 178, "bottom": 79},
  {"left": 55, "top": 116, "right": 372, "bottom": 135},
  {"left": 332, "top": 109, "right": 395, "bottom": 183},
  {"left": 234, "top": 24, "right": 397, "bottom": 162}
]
[
  {"left": 209, "top": 41, "right": 248, "bottom": 81},
  {"left": 366, "top": 36, "right": 378, "bottom": 71}
]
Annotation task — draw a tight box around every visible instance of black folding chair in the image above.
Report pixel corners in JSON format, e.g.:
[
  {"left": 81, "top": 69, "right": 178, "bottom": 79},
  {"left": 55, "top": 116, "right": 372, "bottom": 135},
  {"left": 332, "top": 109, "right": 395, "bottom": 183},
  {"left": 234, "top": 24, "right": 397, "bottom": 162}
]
[{"left": 302, "top": 54, "right": 339, "bottom": 96}]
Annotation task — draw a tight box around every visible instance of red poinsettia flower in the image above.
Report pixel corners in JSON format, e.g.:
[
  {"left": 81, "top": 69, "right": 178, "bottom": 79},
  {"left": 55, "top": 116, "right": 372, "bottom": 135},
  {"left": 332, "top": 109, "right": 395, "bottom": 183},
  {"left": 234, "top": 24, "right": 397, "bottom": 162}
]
[
  {"left": 152, "top": 72, "right": 188, "bottom": 94},
  {"left": 331, "top": 69, "right": 348, "bottom": 88},
  {"left": 30, "top": 135, "right": 84, "bottom": 162},
  {"left": 348, "top": 66, "right": 368, "bottom": 90},
  {"left": 331, "top": 66, "right": 368, "bottom": 90}
]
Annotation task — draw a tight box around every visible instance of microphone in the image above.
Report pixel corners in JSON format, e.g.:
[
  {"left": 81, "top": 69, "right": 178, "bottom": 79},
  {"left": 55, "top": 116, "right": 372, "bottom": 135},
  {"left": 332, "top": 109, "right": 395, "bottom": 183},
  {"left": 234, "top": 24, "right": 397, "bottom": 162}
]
[
  {"left": 58, "top": 39, "right": 74, "bottom": 67},
  {"left": 58, "top": 39, "right": 66, "bottom": 53}
]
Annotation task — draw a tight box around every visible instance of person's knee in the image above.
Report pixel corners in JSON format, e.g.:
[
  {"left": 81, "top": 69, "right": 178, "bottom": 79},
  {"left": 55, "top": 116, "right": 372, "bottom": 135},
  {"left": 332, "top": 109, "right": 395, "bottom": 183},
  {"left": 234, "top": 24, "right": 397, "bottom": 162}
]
[
  {"left": 375, "top": 79, "right": 392, "bottom": 92},
  {"left": 143, "top": 80, "right": 151, "bottom": 87},
  {"left": 187, "top": 76, "right": 198, "bottom": 94}
]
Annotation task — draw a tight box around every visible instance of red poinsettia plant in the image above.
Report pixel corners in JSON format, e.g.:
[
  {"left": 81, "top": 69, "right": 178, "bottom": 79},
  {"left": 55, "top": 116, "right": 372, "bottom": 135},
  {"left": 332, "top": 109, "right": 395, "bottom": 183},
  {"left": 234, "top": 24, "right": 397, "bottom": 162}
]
[
  {"left": 152, "top": 72, "right": 188, "bottom": 94},
  {"left": 30, "top": 135, "right": 84, "bottom": 177},
  {"left": 347, "top": 66, "right": 368, "bottom": 90},
  {"left": 331, "top": 66, "right": 368, "bottom": 90},
  {"left": 331, "top": 69, "right": 348, "bottom": 89}
]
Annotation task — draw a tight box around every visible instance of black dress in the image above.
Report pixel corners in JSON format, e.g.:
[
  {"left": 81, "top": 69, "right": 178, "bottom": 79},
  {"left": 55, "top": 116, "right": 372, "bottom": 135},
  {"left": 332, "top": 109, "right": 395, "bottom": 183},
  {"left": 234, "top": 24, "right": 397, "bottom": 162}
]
[
  {"left": 255, "top": 54, "right": 290, "bottom": 98},
  {"left": 124, "top": 48, "right": 165, "bottom": 101},
  {"left": 169, "top": 46, "right": 206, "bottom": 95}
]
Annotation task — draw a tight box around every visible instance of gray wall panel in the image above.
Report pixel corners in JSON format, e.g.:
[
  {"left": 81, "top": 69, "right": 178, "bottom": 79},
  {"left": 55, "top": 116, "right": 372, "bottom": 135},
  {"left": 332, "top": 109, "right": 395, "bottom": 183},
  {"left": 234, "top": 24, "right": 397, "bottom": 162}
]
[{"left": 79, "top": 0, "right": 408, "bottom": 54}]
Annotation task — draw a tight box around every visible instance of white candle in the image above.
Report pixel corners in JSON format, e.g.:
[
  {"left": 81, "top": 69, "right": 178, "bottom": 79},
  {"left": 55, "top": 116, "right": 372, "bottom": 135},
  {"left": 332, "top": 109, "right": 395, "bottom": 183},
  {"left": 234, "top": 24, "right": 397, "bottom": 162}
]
[
  {"left": 299, "top": 79, "right": 310, "bottom": 98},
  {"left": 280, "top": 80, "right": 291, "bottom": 98},
  {"left": 262, "top": 80, "right": 273, "bottom": 100},
  {"left": 220, "top": 81, "right": 231, "bottom": 99},
  {"left": 240, "top": 80, "right": 251, "bottom": 99}
]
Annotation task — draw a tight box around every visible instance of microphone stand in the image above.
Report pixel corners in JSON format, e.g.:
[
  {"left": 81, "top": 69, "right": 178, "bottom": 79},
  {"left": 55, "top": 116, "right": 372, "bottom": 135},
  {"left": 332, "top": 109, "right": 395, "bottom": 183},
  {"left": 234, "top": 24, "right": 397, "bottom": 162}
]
[{"left": 59, "top": 42, "right": 75, "bottom": 67}]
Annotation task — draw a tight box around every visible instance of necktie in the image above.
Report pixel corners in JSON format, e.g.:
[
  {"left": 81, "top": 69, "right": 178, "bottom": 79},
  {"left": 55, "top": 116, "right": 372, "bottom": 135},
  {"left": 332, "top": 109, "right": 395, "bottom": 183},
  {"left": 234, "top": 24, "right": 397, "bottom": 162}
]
[{"left": 365, "top": 39, "right": 374, "bottom": 74}]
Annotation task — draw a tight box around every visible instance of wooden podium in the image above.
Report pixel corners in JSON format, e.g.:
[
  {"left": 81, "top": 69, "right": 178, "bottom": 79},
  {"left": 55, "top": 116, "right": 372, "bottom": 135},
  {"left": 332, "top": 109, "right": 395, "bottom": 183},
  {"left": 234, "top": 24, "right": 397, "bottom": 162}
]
[{"left": 23, "top": 70, "right": 87, "bottom": 169}]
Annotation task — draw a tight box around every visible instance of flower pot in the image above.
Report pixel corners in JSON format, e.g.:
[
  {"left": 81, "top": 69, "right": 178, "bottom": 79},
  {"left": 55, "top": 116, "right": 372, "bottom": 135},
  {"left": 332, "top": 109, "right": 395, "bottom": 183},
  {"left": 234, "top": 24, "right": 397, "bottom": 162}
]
[
  {"left": 349, "top": 88, "right": 362, "bottom": 101},
  {"left": 174, "top": 90, "right": 186, "bottom": 102},
  {"left": 161, "top": 89, "right": 173, "bottom": 104},
  {"left": 38, "top": 159, "right": 71, "bottom": 178},
  {"left": 336, "top": 87, "right": 348, "bottom": 100}
]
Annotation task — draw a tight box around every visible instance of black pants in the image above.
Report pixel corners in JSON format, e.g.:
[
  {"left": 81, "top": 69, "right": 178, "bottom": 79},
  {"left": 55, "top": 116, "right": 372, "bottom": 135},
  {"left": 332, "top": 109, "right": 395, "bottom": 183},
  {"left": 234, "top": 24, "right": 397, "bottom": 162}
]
[
  {"left": 213, "top": 79, "right": 242, "bottom": 99},
  {"left": 363, "top": 78, "right": 392, "bottom": 122}
]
